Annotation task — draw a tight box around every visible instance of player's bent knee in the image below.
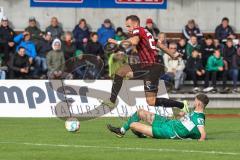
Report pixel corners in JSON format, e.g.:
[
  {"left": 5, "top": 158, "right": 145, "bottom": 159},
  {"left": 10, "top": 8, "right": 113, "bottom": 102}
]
[{"left": 130, "top": 122, "right": 138, "bottom": 129}]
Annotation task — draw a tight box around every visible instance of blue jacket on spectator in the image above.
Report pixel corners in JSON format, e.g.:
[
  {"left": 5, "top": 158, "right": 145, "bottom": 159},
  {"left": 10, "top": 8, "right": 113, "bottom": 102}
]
[
  {"left": 97, "top": 25, "right": 115, "bottom": 46},
  {"left": 14, "top": 33, "right": 37, "bottom": 58},
  {"left": 72, "top": 25, "right": 90, "bottom": 50},
  {"left": 215, "top": 25, "right": 234, "bottom": 41}
]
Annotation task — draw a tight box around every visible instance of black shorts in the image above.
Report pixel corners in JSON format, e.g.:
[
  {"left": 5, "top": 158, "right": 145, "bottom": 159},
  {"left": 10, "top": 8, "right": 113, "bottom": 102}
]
[{"left": 129, "top": 63, "right": 165, "bottom": 93}]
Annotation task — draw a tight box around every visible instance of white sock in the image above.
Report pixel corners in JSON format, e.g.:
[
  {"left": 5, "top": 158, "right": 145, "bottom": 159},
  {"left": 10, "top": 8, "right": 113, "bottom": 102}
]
[{"left": 120, "top": 127, "right": 126, "bottom": 134}]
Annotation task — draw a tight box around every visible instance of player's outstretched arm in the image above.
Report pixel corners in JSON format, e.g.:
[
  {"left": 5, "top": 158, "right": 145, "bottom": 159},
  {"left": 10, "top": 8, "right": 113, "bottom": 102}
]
[
  {"left": 198, "top": 126, "right": 207, "bottom": 141},
  {"left": 108, "top": 36, "right": 140, "bottom": 46}
]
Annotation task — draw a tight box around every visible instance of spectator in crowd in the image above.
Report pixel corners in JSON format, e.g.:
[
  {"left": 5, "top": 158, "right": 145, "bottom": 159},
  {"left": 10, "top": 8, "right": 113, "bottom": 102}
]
[
  {"left": 72, "top": 19, "right": 90, "bottom": 52},
  {"left": 177, "top": 37, "right": 187, "bottom": 60},
  {"left": 25, "top": 17, "right": 42, "bottom": 45},
  {"left": 85, "top": 32, "right": 104, "bottom": 78},
  {"left": 108, "top": 49, "right": 128, "bottom": 79},
  {"left": 200, "top": 35, "right": 215, "bottom": 67},
  {"left": 186, "top": 35, "right": 200, "bottom": 58},
  {"left": 186, "top": 49, "right": 205, "bottom": 93},
  {"left": 157, "top": 32, "right": 168, "bottom": 63},
  {"left": 182, "top": 19, "right": 203, "bottom": 42},
  {"left": 45, "top": 17, "right": 64, "bottom": 40},
  {"left": 85, "top": 32, "right": 104, "bottom": 59},
  {"left": 213, "top": 38, "right": 223, "bottom": 53},
  {"left": 163, "top": 42, "right": 185, "bottom": 92},
  {"left": 222, "top": 38, "right": 236, "bottom": 71},
  {"left": 0, "top": 16, "right": 16, "bottom": 65},
  {"left": 203, "top": 49, "right": 224, "bottom": 93},
  {"left": 14, "top": 31, "right": 37, "bottom": 63},
  {"left": 62, "top": 31, "right": 76, "bottom": 61},
  {"left": 221, "top": 38, "right": 237, "bottom": 92},
  {"left": 231, "top": 48, "right": 240, "bottom": 92},
  {"left": 145, "top": 18, "right": 160, "bottom": 39},
  {"left": 34, "top": 32, "right": 52, "bottom": 78},
  {"left": 0, "top": 69, "right": 6, "bottom": 79},
  {"left": 114, "top": 27, "right": 126, "bottom": 41},
  {"left": 8, "top": 47, "right": 30, "bottom": 79},
  {"left": 97, "top": 19, "right": 115, "bottom": 46},
  {"left": 47, "top": 39, "right": 65, "bottom": 79},
  {"left": 215, "top": 17, "right": 235, "bottom": 42}
]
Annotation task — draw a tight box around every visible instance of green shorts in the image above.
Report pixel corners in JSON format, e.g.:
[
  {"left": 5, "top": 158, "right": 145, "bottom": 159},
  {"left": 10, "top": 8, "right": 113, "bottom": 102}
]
[{"left": 152, "top": 114, "right": 176, "bottom": 139}]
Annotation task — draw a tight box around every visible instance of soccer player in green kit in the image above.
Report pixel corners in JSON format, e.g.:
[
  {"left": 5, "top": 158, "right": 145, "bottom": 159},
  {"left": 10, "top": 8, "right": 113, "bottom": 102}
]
[{"left": 107, "top": 94, "right": 209, "bottom": 141}]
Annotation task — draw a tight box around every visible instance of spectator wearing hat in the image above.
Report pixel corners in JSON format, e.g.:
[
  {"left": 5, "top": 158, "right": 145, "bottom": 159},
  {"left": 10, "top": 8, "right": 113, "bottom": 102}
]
[
  {"left": 215, "top": 17, "right": 235, "bottom": 42},
  {"left": 97, "top": 19, "right": 115, "bottom": 46},
  {"left": 182, "top": 19, "right": 203, "bottom": 42},
  {"left": 73, "top": 19, "right": 90, "bottom": 52},
  {"left": 45, "top": 17, "right": 64, "bottom": 40},
  {"left": 145, "top": 18, "right": 160, "bottom": 39},
  {"left": 0, "top": 16, "right": 16, "bottom": 65},
  {"left": 47, "top": 39, "right": 65, "bottom": 79},
  {"left": 8, "top": 47, "right": 30, "bottom": 79},
  {"left": 14, "top": 31, "right": 37, "bottom": 63},
  {"left": 25, "top": 17, "right": 42, "bottom": 46},
  {"left": 114, "top": 27, "right": 126, "bottom": 41}
]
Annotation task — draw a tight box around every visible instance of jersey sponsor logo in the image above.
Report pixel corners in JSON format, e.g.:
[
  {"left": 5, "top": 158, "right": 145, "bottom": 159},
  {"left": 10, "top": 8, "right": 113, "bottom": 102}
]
[
  {"left": 180, "top": 116, "right": 195, "bottom": 131},
  {"left": 197, "top": 118, "right": 205, "bottom": 125}
]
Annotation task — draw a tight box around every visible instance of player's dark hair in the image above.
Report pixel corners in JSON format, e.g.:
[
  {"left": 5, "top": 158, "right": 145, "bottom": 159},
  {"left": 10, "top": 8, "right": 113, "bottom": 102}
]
[
  {"left": 196, "top": 94, "right": 209, "bottom": 108},
  {"left": 126, "top": 15, "right": 140, "bottom": 24}
]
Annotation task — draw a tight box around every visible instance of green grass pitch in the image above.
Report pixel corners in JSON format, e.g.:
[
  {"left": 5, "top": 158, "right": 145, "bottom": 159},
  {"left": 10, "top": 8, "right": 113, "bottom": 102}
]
[{"left": 0, "top": 109, "right": 240, "bottom": 160}]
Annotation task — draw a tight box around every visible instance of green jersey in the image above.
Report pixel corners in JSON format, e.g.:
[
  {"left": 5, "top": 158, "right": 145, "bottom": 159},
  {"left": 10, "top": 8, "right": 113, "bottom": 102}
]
[
  {"left": 172, "top": 111, "right": 205, "bottom": 139},
  {"left": 152, "top": 112, "right": 205, "bottom": 139}
]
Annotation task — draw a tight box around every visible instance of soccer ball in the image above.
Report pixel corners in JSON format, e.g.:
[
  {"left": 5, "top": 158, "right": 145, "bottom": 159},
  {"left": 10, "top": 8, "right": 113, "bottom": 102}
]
[{"left": 65, "top": 118, "right": 80, "bottom": 132}]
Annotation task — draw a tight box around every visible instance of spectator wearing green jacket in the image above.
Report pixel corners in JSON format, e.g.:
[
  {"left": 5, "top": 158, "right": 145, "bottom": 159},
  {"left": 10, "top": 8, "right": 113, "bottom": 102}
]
[
  {"left": 203, "top": 49, "right": 224, "bottom": 92},
  {"left": 114, "top": 27, "right": 126, "bottom": 41},
  {"left": 186, "top": 35, "right": 200, "bottom": 58},
  {"left": 47, "top": 39, "right": 65, "bottom": 79}
]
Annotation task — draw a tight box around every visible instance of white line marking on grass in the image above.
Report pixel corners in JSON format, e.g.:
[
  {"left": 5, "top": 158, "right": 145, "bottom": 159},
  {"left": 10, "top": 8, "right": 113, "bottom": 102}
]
[{"left": 0, "top": 141, "right": 239, "bottom": 156}]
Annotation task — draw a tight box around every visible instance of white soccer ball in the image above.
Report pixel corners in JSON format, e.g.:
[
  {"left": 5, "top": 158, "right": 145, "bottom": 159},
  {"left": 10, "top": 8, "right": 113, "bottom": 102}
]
[{"left": 65, "top": 118, "right": 80, "bottom": 132}]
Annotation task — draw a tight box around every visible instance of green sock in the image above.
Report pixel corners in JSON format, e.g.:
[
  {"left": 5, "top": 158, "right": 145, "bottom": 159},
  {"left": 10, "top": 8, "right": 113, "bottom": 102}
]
[{"left": 122, "top": 112, "right": 140, "bottom": 131}]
